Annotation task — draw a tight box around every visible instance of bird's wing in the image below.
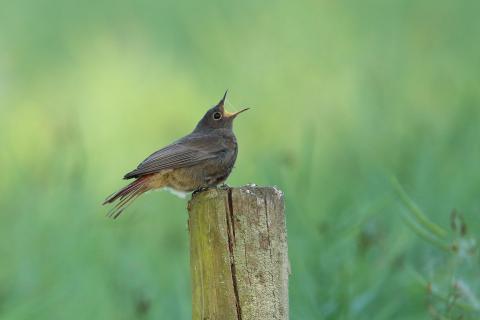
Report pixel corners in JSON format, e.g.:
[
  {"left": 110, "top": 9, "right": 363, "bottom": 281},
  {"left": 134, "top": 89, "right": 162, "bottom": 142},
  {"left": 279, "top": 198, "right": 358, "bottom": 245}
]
[{"left": 123, "top": 133, "right": 225, "bottom": 179}]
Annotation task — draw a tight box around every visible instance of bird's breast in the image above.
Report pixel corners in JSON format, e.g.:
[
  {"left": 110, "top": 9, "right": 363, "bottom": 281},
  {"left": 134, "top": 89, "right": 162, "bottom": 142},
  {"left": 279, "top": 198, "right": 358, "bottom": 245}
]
[{"left": 165, "top": 137, "right": 238, "bottom": 191}]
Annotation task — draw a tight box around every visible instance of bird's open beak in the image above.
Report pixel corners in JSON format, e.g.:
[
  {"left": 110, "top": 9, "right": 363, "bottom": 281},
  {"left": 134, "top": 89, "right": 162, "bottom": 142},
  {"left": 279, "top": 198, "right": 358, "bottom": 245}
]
[
  {"left": 217, "top": 90, "right": 249, "bottom": 118},
  {"left": 217, "top": 90, "right": 228, "bottom": 109},
  {"left": 225, "top": 108, "right": 250, "bottom": 118}
]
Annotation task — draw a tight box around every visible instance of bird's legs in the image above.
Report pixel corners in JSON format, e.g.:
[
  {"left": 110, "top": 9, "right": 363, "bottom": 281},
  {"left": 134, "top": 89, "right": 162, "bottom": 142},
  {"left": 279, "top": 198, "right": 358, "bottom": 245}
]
[
  {"left": 218, "top": 183, "right": 230, "bottom": 190},
  {"left": 192, "top": 185, "right": 210, "bottom": 195},
  {"left": 192, "top": 183, "right": 230, "bottom": 196}
]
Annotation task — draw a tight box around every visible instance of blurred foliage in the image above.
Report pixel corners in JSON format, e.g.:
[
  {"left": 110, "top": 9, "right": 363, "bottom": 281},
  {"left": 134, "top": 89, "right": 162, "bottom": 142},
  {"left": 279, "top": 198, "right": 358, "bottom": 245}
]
[{"left": 1, "top": 0, "right": 480, "bottom": 319}]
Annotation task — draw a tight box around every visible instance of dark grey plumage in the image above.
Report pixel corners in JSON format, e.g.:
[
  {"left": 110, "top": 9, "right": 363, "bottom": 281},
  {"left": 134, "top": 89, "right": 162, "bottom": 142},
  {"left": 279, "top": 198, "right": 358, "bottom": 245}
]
[{"left": 103, "top": 91, "right": 248, "bottom": 218}]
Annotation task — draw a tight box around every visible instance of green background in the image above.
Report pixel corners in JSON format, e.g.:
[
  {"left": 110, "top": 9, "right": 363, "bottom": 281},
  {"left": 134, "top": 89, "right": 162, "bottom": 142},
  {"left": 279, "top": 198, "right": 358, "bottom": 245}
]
[{"left": 1, "top": 1, "right": 479, "bottom": 319}]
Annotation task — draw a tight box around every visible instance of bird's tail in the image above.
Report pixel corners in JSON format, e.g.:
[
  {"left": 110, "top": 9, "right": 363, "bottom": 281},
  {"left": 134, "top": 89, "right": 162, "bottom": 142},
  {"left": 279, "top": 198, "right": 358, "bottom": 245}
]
[{"left": 103, "top": 176, "right": 151, "bottom": 219}]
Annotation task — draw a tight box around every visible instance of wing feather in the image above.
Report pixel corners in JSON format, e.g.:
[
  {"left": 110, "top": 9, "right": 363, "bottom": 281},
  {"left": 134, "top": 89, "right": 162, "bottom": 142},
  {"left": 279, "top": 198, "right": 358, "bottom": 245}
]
[{"left": 123, "top": 133, "right": 225, "bottom": 179}]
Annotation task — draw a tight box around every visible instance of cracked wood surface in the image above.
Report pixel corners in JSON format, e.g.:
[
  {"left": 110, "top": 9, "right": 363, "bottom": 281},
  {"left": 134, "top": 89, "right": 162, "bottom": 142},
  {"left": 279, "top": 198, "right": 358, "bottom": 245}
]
[{"left": 188, "top": 186, "right": 289, "bottom": 320}]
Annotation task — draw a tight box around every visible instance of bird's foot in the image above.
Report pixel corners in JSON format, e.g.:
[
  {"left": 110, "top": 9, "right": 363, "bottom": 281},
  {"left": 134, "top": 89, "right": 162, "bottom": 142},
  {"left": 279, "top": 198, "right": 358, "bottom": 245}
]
[
  {"left": 192, "top": 186, "right": 210, "bottom": 196},
  {"left": 218, "top": 183, "right": 230, "bottom": 190}
]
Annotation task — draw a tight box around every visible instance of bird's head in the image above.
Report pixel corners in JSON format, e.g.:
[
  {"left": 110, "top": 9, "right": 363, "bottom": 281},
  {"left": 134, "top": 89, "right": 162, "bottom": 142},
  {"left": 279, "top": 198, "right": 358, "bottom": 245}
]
[{"left": 194, "top": 91, "right": 249, "bottom": 132}]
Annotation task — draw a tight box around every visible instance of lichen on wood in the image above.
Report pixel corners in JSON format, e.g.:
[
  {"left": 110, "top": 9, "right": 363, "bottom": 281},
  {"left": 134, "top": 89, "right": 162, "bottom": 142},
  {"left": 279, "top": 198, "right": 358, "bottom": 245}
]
[{"left": 188, "top": 185, "right": 289, "bottom": 320}]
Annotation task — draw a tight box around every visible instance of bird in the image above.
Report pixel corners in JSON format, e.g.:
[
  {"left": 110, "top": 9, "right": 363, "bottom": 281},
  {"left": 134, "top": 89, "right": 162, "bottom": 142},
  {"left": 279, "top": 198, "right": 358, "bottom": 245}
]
[{"left": 103, "top": 91, "right": 249, "bottom": 219}]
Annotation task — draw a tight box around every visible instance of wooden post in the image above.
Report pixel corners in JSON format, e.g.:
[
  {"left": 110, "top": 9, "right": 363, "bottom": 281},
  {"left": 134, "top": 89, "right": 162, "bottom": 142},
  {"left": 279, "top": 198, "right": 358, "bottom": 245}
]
[{"left": 188, "top": 185, "right": 289, "bottom": 320}]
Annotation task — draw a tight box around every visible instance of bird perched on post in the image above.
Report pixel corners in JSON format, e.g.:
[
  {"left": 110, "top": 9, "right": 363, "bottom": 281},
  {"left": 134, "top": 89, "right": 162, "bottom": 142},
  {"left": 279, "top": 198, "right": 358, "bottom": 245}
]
[{"left": 103, "top": 91, "right": 249, "bottom": 218}]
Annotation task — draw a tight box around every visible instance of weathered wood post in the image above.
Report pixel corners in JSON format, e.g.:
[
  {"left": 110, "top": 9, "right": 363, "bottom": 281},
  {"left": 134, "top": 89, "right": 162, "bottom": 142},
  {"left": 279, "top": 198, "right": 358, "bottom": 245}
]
[{"left": 188, "top": 185, "right": 289, "bottom": 320}]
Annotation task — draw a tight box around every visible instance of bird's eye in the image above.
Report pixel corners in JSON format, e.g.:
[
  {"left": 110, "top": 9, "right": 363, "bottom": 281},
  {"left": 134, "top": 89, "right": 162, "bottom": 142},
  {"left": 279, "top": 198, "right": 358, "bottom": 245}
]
[{"left": 213, "top": 112, "right": 222, "bottom": 120}]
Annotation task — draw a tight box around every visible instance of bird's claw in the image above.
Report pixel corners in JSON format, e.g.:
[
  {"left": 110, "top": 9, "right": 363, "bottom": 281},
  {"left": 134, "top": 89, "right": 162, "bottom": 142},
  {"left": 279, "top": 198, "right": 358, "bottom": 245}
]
[
  {"left": 218, "top": 183, "right": 230, "bottom": 190},
  {"left": 192, "top": 184, "right": 230, "bottom": 196},
  {"left": 192, "top": 186, "right": 209, "bottom": 196}
]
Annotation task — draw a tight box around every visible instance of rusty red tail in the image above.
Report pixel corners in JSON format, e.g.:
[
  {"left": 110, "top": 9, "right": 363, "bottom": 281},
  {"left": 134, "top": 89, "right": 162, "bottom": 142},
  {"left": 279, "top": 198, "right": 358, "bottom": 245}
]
[{"left": 103, "top": 176, "right": 150, "bottom": 219}]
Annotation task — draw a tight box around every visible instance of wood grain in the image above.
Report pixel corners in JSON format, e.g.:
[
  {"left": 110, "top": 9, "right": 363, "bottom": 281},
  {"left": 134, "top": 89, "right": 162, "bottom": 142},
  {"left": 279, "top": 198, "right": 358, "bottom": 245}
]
[{"left": 188, "top": 186, "right": 289, "bottom": 320}]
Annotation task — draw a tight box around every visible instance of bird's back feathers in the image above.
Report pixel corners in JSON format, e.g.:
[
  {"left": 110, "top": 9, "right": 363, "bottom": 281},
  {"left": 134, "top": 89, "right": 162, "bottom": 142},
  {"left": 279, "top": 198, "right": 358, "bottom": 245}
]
[{"left": 124, "top": 132, "right": 230, "bottom": 179}]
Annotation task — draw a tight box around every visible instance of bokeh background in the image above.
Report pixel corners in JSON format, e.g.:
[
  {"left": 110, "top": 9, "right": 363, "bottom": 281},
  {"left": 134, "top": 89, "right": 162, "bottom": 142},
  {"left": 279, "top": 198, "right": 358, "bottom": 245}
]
[{"left": 1, "top": 0, "right": 479, "bottom": 319}]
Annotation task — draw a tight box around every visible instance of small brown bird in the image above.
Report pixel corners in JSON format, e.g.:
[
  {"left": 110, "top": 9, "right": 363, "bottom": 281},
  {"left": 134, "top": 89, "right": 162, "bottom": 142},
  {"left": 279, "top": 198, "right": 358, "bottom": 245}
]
[{"left": 103, "top": 91, "right": 248, "bottom": 218}]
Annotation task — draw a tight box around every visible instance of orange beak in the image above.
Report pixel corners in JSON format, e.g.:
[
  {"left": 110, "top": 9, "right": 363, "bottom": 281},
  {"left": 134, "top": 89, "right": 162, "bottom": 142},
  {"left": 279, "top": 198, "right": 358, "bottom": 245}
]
[{"left": 225, "top": 108, "right": 250, "bottom": 118}]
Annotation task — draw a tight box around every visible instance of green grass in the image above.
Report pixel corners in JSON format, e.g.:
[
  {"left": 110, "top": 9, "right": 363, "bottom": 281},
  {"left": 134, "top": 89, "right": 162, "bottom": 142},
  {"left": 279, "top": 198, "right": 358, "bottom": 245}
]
[{"left": 1, "top": 0, "right": 480, "bottom": 319}]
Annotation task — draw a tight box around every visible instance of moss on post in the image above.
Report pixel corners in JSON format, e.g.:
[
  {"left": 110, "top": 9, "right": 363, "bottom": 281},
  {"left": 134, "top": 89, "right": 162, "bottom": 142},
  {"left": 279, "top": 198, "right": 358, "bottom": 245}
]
[{"left": 188, "top": 185, "right": 289, "bottom": 320}]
